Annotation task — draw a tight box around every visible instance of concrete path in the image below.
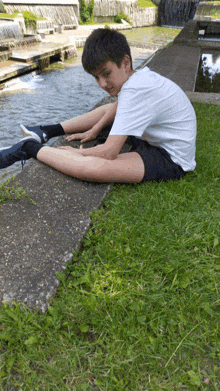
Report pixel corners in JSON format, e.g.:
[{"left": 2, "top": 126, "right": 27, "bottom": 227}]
[
  {"left": 146, "top": 44, "right": 201, "bottom": 92},
  {"left": 0, "top": 137, "right": 112, "bottom": 312}
]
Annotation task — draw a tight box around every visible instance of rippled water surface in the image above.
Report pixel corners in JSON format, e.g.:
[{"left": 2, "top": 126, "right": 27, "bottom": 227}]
[
  {"left": 0, "top": 64, "right": 109, "bottom": 180},
  {"left": 0, "top": 49, "right": 151, "bottom": 181}
]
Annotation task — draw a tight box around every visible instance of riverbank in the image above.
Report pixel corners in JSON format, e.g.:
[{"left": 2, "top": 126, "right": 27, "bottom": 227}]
[
  {"left": 1, "top": 22, "right": 220, "bottom": 310},
  {"left": 1, "top": 100, "right": 220, "bottom": 389},
  {"left": 1, "top": 22, "right": 220, "bottom": 389}
]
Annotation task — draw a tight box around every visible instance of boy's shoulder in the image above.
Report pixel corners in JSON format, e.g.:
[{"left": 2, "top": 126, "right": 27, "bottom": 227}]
[
  {"left": 125, "top": 66, "right": 183, "bottom": 95},
  {"left": 126, "top": 67, "right": 161, "bottom": 85},
  {"left": 122, "top": 66, "right": 160, "bottom": 91}
]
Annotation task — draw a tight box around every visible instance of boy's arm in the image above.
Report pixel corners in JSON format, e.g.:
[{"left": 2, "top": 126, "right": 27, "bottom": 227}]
[
  {"left": 81, "top": 135, "right": 127, "bottom": 160},
  {"left": 62, "top": 101, "right": 118, "bottom": 142},
  {"left": 60, "top": 134, "right": 127, "bottom": 160}
]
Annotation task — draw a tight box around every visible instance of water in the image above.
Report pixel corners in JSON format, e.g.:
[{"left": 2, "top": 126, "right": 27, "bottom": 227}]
[
  {"left": 195, "top": 52, "right": 220, "bottom": 93},
  {"left": 0, "top": 50, "right": 151, "bottom": 182},
  {"left": 0, "top": 20, "right": 23, "bottom": 41},
  {"left": 160, "top": 0, "right": 200, "bottom": 27}
]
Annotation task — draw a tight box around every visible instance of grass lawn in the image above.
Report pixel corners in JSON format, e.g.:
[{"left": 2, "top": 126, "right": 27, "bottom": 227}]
[
  {"left": 0, "top": 101, "right": 220, "bottom": 390},
  {"left": 0, "top": 12, "right": 20, "bottom": 19},
  {"left": 138, "top": 0, "right": 157, "bottom": 7},
  {"left": 0, "top": 12, "right": 46, "bottom": 21},
  {"left": 122, "top": 27, "right": 181, "bottom": 45}
]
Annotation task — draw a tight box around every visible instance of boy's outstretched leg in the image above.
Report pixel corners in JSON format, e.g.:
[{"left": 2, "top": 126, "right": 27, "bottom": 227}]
[
  {"left": 36, "top": 146, "right": 145, "bottom": 183},
  {"left": 0, "top": 138, "right": 43, "bottom": 169}
]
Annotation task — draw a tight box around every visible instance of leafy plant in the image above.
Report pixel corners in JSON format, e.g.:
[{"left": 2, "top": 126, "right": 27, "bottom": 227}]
[
  {"left": 80, "top": 0, "right": 94, "bottom": 24},
  {"left": 0, "top": 9, "right": 38, "bottom": 29},
  {"left": 22, "top": 10, "right": 37, "bottom": 30},
  {"left": 0, "top": 175, "right": 35, "bottom": 204},
  {"left": 114, "top": 12, "right": 131, "bottom": 24}
]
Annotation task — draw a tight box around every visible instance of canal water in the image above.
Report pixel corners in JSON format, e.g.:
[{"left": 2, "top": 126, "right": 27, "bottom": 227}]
[
  {"left": 195, "top": 52, "right": 220, "bottom": 93},
  {"left": 0, "top": 47, "right": 154, "bottom": 182}
]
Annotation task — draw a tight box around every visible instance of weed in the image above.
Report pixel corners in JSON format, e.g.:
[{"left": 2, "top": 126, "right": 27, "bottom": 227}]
[
  {"left": 79, "top": 0, "right": 94, "bottom": 25},
  {"left": 114, "top": 12, "right": 131, "bottom": 25},
  {"left": 0, "top": 174, "right": 36, "bottom": 204}
]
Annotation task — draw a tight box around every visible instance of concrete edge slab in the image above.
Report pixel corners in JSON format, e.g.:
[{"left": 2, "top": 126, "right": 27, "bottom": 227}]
[
  {"left": 0, "top": 62, "right": 38, "bottom": 83},
  {"left": 0, "top": 136, "right": 112, "bottom": 312}
]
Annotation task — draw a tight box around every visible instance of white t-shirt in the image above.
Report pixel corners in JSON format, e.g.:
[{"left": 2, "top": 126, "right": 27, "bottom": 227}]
[{"left": 110, "top": 67, "right": 197, "bottom": 172}]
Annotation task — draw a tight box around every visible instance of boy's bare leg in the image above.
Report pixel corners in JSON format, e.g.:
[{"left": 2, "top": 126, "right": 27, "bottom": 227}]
[
  {"left": 61, "top": 102, "right": 117, "bottom": 136},
  {"left": 21, "top": 103, "right": 118, "bottom": 146},
  {"left": 36, "top": 146, "right": 145, "bottom": 183}
]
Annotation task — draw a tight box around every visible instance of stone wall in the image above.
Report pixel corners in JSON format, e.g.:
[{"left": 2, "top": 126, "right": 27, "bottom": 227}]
[
  {"left": 3, "top": 3, "right": 79, "bottom": 26},
  {"left": 130, "top": 5, "right": 158, "bottom": 27},
  {"left": 0, "top": 0, "right": 4, "bottom": 12},
  {"left": 194, "top": 1, "right": 220, "bottom": 21},
  {"left": 93, "top": 0, "right": 158, "bottom": 27}
]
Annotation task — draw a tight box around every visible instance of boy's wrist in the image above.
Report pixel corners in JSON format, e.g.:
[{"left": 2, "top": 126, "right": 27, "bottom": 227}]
[{"left": 81, "top": 144, "right": 116, "bottom": 160}]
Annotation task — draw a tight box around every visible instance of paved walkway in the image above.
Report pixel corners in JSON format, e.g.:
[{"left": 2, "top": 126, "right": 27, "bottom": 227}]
[{"left": 0, "top": 138, "right": 112, "bottom": 312}]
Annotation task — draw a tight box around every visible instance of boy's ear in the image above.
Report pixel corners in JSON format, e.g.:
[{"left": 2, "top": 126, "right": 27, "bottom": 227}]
[{"left": 121, "top": 54, "right": 131, "bottom": 69}]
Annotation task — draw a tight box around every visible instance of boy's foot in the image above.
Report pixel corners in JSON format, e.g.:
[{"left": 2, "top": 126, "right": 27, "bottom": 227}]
[
  {"left": 0, "top": 137, "right": 37, "bottom": 169},
  {"left": 20, "top": 124, "right": 48, "bottom": 144}
]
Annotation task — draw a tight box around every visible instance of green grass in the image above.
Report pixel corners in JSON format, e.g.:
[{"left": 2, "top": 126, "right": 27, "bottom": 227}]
[
  {"left": 0, "top": 102, "right": 220, "bottom": 390},
  {"left": 0, "top": 175, "right": 35, "bottom": 204},
  {"left": 122, "top": 27, "right": 181, "bottom": 45},
  {"left": 0, "top": 12, "right": 20, "bottom": 19},
  {"left": 210, "top": 9, "right": 220, "bottom": 17},
  {"left": 0, "top": 12, "right": 46, "bottom": 21},
  {"left": 138, "top": 0, "right": 157, "bottom": 7}
]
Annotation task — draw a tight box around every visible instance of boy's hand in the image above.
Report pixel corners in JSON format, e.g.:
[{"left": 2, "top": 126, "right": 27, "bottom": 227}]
[
  {"left": 66, "top": 125, "right": 100, "bottom": 144},
  {"left": 58, "top": 145, "right": 84, "bottom": 154},
  {"left": 59, "top": 135, "right": 127, "bottom": 160}
]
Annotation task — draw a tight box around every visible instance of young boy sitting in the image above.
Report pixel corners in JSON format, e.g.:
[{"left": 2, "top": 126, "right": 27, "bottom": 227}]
[{"left": 0, "top": 28, "right": 196, "bottom": 183}]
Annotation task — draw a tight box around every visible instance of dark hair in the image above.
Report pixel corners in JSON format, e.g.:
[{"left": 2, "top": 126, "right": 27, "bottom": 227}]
[{"left": 82, "top": 28, "right": 132, "bottom": 74}]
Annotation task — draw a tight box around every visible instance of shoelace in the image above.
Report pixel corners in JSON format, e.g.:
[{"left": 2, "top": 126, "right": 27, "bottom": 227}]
[{"left": 21, "top": 160, "right": 26, "bottom": 170}]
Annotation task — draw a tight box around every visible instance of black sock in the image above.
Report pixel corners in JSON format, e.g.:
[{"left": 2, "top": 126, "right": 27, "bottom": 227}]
[
  {"left": 40, "top": 123, "right": 65, "bottom": 140},
  {"left": 22, "top": 140, "right": 43, "bottom": 159}
]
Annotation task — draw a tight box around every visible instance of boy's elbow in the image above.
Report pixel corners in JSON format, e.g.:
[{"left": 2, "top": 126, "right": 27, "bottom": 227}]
[{"left": 105, "top": 150, "right": 118, "bottom": 160}]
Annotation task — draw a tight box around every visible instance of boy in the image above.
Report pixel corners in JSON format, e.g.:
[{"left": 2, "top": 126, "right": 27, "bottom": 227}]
[{"left": 0, "top": 28, "right": 196, "bottom": 183}]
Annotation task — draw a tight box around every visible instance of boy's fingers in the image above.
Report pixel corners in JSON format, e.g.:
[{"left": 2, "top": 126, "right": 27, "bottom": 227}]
[
  {"left": 66, "top": 129, "right": 96, "bottom": 143},
  {"left": 80, "top": 136, "right": 90, "bottom": 144},
  {"left": 66, "top": 133, "right": 83, "bottom": 141}
]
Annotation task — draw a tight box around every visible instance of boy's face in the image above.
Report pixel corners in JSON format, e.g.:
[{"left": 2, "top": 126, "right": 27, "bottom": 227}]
[{"left": 91, "top": 56, "right": 134, "bottom": 96}]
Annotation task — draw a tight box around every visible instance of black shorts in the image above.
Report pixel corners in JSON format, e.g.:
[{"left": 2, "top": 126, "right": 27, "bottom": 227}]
[
  {"left": 127, "top": 136, "right": 186, "bottom": 183},
  {"left": 94, "top": 125, "right": 186, "bottom": 183}
]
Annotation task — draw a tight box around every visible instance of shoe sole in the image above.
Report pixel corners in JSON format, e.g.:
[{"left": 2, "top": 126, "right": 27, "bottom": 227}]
[
  {"left": 20, "top": 125, "right": 42, "bottom": 143},
  {"left": 0, "top": 136, "right": 37, "bottom": 152}
]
